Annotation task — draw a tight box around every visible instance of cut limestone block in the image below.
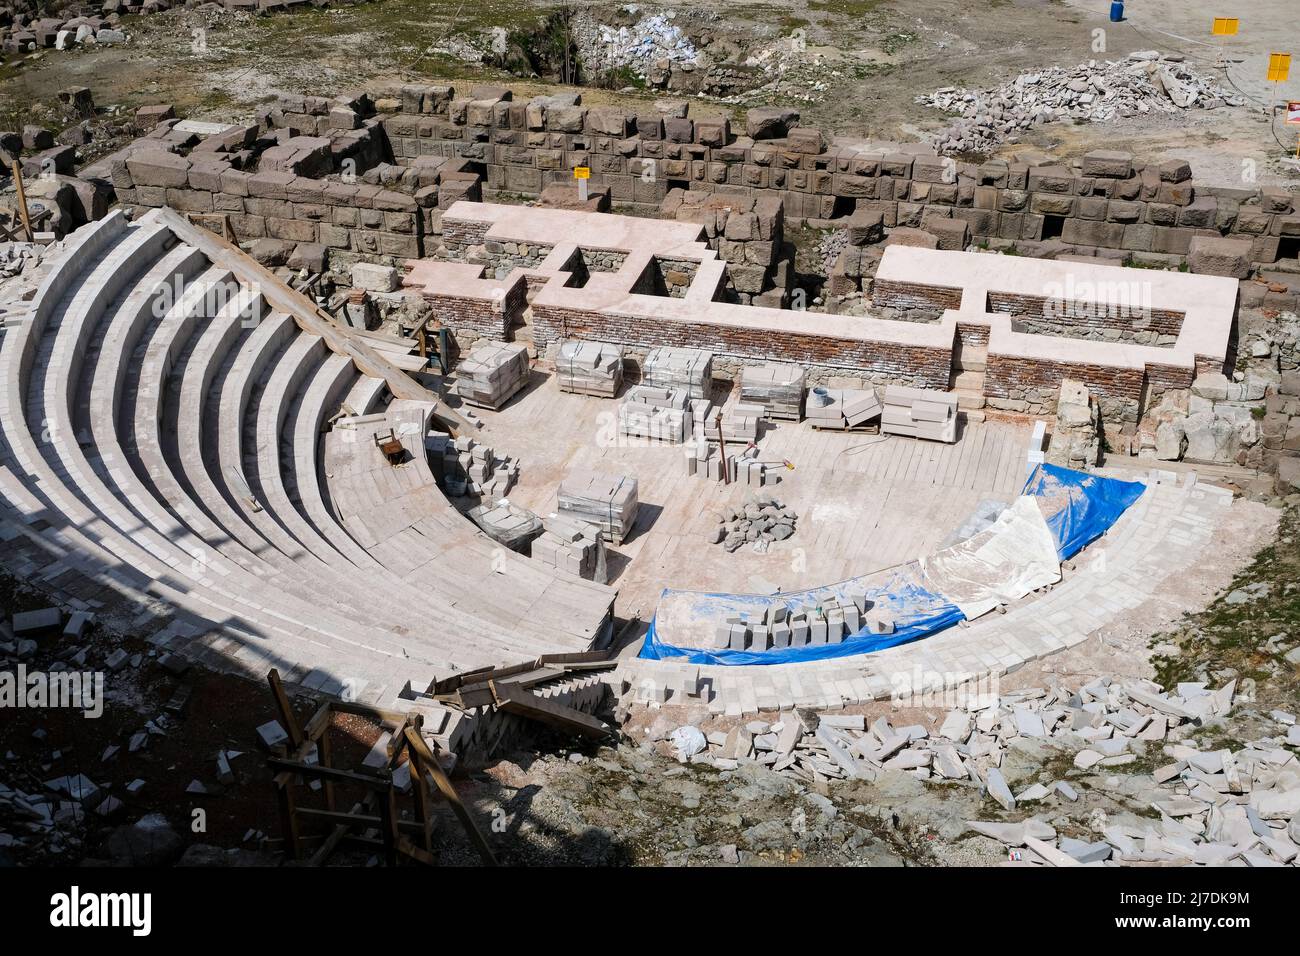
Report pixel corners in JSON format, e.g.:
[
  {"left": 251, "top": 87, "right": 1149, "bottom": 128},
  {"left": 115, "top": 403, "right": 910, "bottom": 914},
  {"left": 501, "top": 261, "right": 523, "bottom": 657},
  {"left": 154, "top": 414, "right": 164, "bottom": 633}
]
[
  {"left": 13, "top": 608, "right": 63, "bottom": 636},
  {"left": 555, "top": 340, "right": 623, "bottom": 398},
  {"left": 531, "top": 515, "right": 609, "bottom": 583},
  {"left": 467, "top": 501, "right": 544, "bottom": 552},
  {"left": 881, "top": 385, "right": 957, "bottom": 442},
  {"left": 741, "top": 362, "right": 806, "bottom": 421},
  {"left": 618, "top": 384, "right": 690, "bottom": 442},
  {"left": 455, "top": 342, "right": 530, "bottom": 410},
  {"left": 643, "top": 346, "right": 713, "bottom": 400},
  {"left": 806, "top": 386, "right": 882, "bottom": 431},
  {"left": 558, "top": 470, "right": 639, "bottom": 544}
]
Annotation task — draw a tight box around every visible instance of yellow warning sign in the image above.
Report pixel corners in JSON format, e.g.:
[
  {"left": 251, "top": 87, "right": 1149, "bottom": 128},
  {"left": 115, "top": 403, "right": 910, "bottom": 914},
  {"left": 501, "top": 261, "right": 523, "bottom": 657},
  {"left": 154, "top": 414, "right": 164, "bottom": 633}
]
[
  {"left": 1211, "top": 18, "right": 1238, "bottom": 36},
  {"left": 1267, "top": 53, "right": 1291, "bottom": 83},
  {"left": 573, "top": 166, "right": 590, "bottom": 179}
]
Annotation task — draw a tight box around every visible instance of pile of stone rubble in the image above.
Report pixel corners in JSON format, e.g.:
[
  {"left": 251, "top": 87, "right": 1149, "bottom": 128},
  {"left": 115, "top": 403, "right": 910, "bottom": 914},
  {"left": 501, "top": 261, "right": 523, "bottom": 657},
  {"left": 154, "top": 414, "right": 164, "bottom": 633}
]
[
  {"left": 668, "top": 677, "right": 1300, "bottom": 865},
  {"left": 583, "top": 11, "right": 699, "bottom": 80},
  {"left": 0, "top": 242, "right": 42, "bottom": 279},
  {"left": 714, "top": 494, "right": 797, "bottom": 552},
  {"left": 918, "top": 52, "right": 1244, "bottom": 154}
]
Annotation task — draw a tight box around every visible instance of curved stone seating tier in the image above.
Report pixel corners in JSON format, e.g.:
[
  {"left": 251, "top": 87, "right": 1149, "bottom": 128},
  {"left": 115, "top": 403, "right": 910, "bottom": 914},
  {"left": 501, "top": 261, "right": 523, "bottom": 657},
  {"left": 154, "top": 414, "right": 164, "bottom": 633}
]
[
  {"left": 615, "top": 476, "right": 1234, "bottom": 716},
  {"left": 321, "top": 400, "right": 615, "bottom": 663},
  {"left": 30, "top": 221, "right": 425, "bottom": 680},
  {"left": 289, "top": 354, "right": 384, "bottom": 570},
  {"left": 0, "top": 208, "right": 617, "bottom": 713}
]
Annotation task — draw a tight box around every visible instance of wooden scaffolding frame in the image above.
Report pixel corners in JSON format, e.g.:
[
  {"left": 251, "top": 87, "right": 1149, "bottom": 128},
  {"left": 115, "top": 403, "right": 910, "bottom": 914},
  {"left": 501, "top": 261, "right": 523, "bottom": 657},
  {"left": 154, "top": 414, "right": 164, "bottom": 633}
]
[{"left": 263, "top": 668, "right": 498, "bottom": 867}]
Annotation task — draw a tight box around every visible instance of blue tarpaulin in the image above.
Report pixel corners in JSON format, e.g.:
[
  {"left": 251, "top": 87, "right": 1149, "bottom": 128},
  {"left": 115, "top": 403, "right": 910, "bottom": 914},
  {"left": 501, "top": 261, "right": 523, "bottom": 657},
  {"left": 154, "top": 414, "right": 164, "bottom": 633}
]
[
  {"left": 1021, "top": 463, "right": 1145, "bottom": 560},
  {"left": 639, "top": 568, "right": 964, "bottom": 665},
  {"left": 638, "top": 464, "right": 1145, "bottom": 665}
]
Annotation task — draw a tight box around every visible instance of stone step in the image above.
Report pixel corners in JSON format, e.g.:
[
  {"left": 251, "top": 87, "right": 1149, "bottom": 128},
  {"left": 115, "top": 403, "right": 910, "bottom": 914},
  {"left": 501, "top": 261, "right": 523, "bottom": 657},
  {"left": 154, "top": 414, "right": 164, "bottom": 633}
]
[
  {"left": 951, "top": 369, "right": 985, "bottom": 391},
  {"left": 952, "top": 388, "right": 986, "bottom": 410},
  {"left": 960, "top": 409, "right": 987, "bottom": 424},
  {"left": 955, "top": 347, "right": 988, "bottom": 372}
]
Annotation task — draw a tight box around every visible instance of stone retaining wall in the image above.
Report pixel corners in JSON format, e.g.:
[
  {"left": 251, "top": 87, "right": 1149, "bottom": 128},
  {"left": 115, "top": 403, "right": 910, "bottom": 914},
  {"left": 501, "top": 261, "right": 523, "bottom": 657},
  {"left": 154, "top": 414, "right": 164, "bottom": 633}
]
[{"left": 380, "top": 85, "right": 1300, "bottom": 269}]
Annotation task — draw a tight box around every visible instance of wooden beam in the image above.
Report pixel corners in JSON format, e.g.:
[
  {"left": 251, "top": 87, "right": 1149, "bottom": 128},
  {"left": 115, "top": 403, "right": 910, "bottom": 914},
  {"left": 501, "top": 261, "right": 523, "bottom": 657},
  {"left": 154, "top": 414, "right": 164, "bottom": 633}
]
[
  {"left": 489, "top": 680, "right": 614, "bottom": 741},
  {"left": 266, "top": 668, "right": 305, "bottom": 750},
  {"left": 327, "top": 699, "right": 410, "bottom": 727},
  {"left": 297, "top": 807, "right": 431, "bottom": 836},
  {"left": 268, "top": 757, "right": 390, "bottom": 789},
  {"left": 275, "top": 779, "right": 301, "bottom": 861},
  {"left": 8, "top": 160, "right": 33, "bottom": 242},
  {"left": 378, "top": 785, "right": 399, "bottom": 867},
  {"left": 309, "top": 800, "right": 366, "bottom": 867},
  {"left": 402, "top": 727, "right": 498, "bottom": 867}
]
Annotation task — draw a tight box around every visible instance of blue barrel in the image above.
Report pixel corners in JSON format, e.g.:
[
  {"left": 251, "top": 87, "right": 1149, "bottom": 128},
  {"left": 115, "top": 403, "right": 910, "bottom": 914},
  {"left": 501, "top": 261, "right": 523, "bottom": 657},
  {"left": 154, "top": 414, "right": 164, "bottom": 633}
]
[{"left": 1110, "top": 0, "right": 1124, "bottom": 22}]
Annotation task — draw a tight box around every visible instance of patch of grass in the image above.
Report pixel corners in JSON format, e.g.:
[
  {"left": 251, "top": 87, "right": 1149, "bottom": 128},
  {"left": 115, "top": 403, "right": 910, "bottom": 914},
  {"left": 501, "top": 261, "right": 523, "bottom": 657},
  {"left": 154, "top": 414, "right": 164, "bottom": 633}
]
[
  {"left": 808, "top": 0, "right": 887, "bottom": 14},
  {"left": 881, "top": 31, "right": 919, "bottom": 56},
  {"left": 1150, "top": 504, "right": 1300, "bottom": 697}
]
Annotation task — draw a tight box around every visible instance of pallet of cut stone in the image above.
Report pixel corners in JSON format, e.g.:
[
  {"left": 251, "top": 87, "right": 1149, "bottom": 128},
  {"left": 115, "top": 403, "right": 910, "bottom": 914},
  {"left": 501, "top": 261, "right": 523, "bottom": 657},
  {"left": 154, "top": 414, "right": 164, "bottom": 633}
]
[
  {"left": 804, "top": 386, "right": 882, "bottom": 431},
  {"left": 642, "top": 346, "right": 713, "bottom": 400},
  {"left": 618, "top": 385, "right": 689, "bottom": 443},
  {"left": 881, "top": 384, "right": 958, "bottom": 443},
  {"left": 741, "top": 362, "right": 806, "bottom": 421},
  {"left": 554, "top": 340, "right": 623, "bottom": 398},
  {"left": 454, "top": 342, "right": 530, "bottom": 410},
  {"left": 696, "top": 399, "right": 762, "bottom": 444},
  {"left": 558, "top": 470, "right": 639, "bottom": 544},
  {"left": 467, "top": 501, "right": 543, "bottom": 552},
  {"left": 531, "top": 515, "right": 609, "bottom": 583}
]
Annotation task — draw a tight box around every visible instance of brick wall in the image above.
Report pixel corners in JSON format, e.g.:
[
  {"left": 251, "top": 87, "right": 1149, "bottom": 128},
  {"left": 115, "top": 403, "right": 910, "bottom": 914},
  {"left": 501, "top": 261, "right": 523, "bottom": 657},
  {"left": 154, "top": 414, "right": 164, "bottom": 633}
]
[
  {"left": 531, "top": 304, "right": 952, "bottom": 388},
  {"left": 872, "top": 278, "right": 964, "bottom": 312},
  {"left": 986, "top": 353, "right": 1145, "bottom": 419}
]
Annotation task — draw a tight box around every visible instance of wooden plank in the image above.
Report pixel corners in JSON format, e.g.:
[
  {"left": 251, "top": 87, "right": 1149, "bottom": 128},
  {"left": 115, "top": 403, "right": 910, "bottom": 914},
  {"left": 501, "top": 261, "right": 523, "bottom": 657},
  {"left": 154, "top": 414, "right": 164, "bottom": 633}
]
[
  {"left": 488, "top": 681, "right": 616, "bottom": 738},
  {"left": 275, "top": 779, "right": 301, "bottom": 861},
  {"left": 267, "top": 668, "right": 305, "bottom": 750},
  {"left": 378, "top": 785, "right": 400, "bottom": 867},
  {"left": 268, "top": 757, "right": 390, "bottom": 789},
  {"left": 309, "top": 799, "right": 366, "bottom": 867},
  {"left": 402, "top": 727, "right": 498, "bottom": 867}
]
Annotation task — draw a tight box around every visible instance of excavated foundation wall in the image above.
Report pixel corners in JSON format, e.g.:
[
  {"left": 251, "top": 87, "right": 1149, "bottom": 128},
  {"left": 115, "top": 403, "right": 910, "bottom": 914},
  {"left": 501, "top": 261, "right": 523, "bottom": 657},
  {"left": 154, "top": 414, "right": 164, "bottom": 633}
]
[{"left": 380, "top": 85, "right": 1300, "bottom": 268}]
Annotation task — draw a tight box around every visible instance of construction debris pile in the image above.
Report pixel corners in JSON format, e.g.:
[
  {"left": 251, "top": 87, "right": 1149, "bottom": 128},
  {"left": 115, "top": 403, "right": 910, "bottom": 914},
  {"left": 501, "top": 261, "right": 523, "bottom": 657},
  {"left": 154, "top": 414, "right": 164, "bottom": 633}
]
[
  {"left": 554, "top": 340, "right": 623, "bottom": 398},
  {"left": 918, "top": 52, "right": 1244, "bottom": 154},
  {"left": 0, "top": 11, "right": 128, "bottom": 54},
  {"left": 558, "top": 469, "right": 639, "bottom": 545},
  {"left": 454, "top": 341, "right": 530, "bottom": 410},
  {"left": 437, "top": 434, "right": 518, "bottom": 500},
  {"left": 530, "top": 514, "right": 609, "bottom": 583},
  {"left": 584, "top": 12, "right": 700, "bottom": 81},
  {"left": 714, "top": 494, "right": 798, "bottom": 553},
  {"left": 0, "top": 242, "right": 42, "bottom": 278},
  {"left": 668, "top": 678, "right": 1300, "bottom": 866}
]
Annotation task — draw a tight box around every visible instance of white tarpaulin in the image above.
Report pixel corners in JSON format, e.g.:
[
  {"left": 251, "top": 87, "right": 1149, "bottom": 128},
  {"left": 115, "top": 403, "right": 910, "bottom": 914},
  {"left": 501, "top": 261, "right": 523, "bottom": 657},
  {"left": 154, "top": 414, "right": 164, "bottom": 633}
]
[{"left": 919, "top": 495, "right": 1061, "bottom": 619}]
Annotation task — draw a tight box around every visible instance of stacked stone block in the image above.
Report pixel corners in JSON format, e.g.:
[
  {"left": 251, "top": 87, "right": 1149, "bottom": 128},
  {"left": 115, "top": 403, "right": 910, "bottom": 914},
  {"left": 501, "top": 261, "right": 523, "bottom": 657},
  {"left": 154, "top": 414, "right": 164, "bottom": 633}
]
[
  {"left": 660, "top": 188, "right": 794, "bottom": 306},
  {"left": 377, "top": 86, "right": 1299, "bottom": 270}
]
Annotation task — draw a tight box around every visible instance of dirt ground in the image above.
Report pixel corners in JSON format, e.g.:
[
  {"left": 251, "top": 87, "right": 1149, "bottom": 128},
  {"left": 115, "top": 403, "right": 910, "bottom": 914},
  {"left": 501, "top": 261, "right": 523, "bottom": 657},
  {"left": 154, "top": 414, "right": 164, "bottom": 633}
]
[{"left": 1, "top": 0, "right": 1297, "bottom": 185}]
